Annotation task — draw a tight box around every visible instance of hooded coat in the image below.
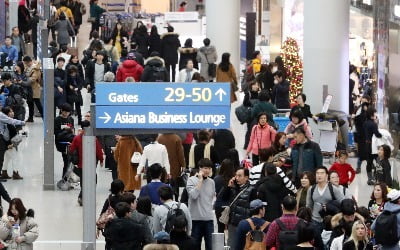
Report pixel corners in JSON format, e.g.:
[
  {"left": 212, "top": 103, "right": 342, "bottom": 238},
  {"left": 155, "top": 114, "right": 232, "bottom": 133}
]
[
  {"left": 161, "top": 32, "right": 181, "bottom": 65},
  {"left": 140, "top": 56, "right": 169, "bottom": 82},
  {"left": 178, "top": 47, "right": 198, "bottom": 70},
  {"left": 196, "top": 45, "right": 218, "bottom": 81},
  {"left": 116, "top": 59, "right": 144, "bottom": 82},
  {"left": 114, "top": 136, "right": 143, "bottom": 191},
  {"left": 256, "top": 175, "right": 288, "bottom": 221},
  {"left": 103, "top": 217, "right": 146, "bottom": 250}
]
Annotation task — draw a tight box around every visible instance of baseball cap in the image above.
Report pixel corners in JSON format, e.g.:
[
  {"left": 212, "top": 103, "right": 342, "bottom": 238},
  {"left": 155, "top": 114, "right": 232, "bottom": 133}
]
[
  {"left": 127, "top": 52, "right": 136, "bottom": 60},
  {"left": 250, "top": 199, "right": 264, "bottom": 209},
  {"left": 154, "top": 231, "right": 170, "bottom": 242},
  {"left": 388, "top": 189, "right": 400, "bottom": 202}
]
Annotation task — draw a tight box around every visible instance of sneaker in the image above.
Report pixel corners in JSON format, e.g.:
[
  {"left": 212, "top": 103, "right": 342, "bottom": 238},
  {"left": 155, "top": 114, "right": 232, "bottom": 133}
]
[
  {"left": 25, "top": 118, "right": 34, "bottom": 123},
  {"left": 78, "top": 197, "right": 82, "bottom": 206}
]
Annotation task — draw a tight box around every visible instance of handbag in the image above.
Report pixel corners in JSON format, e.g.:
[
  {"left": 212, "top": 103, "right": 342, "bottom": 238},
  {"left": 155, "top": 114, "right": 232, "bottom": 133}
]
[
  {"left": 219, "top": 187, "right": 248, "bottom": 224},
  {"left": 130, "top": 152, "right": 141, "bottom": 164},
  {"left": 96, "top": 199, "right": 115, "bottom": 230},
  {"left": 87, "top": 17, "right": 96, "bottom": 23},
  {"left": 205, "top": 54, "right": 216, "bottom": 78}
]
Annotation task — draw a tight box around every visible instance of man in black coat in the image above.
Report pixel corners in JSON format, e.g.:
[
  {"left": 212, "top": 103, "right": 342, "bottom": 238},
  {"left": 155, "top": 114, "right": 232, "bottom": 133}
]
[
  {"left": 271, "top": 70, "right": 290, "bottom": 109},
  {"left": 85, "top": 51, "right": 111, "bottom": 103},
  {"left": 160, "top": 26, "right": 181, "bottom": 82},
  {"left": 104, "top": 202, "right": 146, "bottom": 250}
]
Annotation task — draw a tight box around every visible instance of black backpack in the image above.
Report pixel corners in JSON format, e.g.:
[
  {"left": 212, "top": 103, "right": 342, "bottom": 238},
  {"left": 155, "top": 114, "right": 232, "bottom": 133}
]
[
  {"left": 374, "top": 208, "right": 400, "bottom": 245},
  {"left": 276, "top": 219, "right": 304, "bottom": 250},
  {"left": 163, "top": 202, "right": 187, "bottom": 233},
  {"left": 151, "top": 66, "right": 167, "bottom": 82},
  {"left": 310, "top": 183, "right": 341, "bottom": 217}
]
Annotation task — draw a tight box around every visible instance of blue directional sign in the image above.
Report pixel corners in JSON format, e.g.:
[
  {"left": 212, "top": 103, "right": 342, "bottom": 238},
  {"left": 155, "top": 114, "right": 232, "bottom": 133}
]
[
  {"left": 95, "top": 82, "right": 231, "bottom": 130},
  {"left": 96, "top": 106, "right": 230, "bottom": 129},
  {"left": 96, "top": 82, "right": 230, "bottom": 106}
]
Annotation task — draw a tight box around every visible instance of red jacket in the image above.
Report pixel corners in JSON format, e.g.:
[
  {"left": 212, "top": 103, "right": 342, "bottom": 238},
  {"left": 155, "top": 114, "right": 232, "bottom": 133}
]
[
  {"left": 247, "top": 124, "right": 276, "bottom": 155},
  {"left": 69, "top": 133, "right": 104, "bottom": 168},
  {"left": 116, "top": 59, "right": 144, "bottom": 82},
  {"left": 329, "top": 162, "right": 356, "bottom": 185}
]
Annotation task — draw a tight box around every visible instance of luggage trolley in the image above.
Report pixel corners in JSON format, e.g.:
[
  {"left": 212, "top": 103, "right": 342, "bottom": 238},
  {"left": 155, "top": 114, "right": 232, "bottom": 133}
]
[{"left": 317, "top": 120, "right": 338, "bottom": 164}]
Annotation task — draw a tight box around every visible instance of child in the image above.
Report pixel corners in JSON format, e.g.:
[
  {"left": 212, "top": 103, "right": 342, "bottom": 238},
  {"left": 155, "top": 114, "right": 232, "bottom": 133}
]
[
  {"left": 329, "top": 151, "right": 356, "bottom": 188},
  {"left": 375, "top": 144, "right": 392, "bottom": 187}
]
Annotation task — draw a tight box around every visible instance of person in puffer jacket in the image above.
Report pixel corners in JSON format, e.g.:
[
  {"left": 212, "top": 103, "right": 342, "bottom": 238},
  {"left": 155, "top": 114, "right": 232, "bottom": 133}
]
[
  {"left": 246, "top": 112, "right": 277, "bottom": 166},
  {"left": 0, "top": 198, "right": 38, "bottom": 250},
  {"left": 140, "top": 52, "right": 169, "bottom": 82},
  {"left": 285, "top": 109, "right": 313, "bottom": 142},
  {"left": 116, "top": 53, "right": 144, "bottom": 82},
  {"left": 220, "top": 168, "right": 257, "bottom": 250}
]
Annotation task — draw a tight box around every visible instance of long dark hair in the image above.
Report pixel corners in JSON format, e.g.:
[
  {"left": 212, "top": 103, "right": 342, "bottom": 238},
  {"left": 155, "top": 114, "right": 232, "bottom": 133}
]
[
  {"left": 272, "top": 132, "right": 286, "bottom": 152},
  {"left": 219, "top": 53, "right": 231, "bottom": 72},
  {"left": 219, "top": 159, "right": 235, "bottom": 185},
  {"left": 150, "top": 25, "right": 159, "bottom": 36},
  {"left": 184, "top": 38, "right": 193, "bottom": 48},
  {"left": 8, "top": 198, "right": 28, "bottom": 220}
]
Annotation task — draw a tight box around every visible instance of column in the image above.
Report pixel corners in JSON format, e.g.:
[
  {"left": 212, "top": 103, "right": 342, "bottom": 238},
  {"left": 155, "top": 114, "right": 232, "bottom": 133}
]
[
  {"left": 303, "top": 0, "right": 350, "bottom": 113},
  {"left": 206, "top": 0, "right": 240, "bottom": 78},
  {"left": 43, "top": 58, "right": 55, "bottom": 190}
]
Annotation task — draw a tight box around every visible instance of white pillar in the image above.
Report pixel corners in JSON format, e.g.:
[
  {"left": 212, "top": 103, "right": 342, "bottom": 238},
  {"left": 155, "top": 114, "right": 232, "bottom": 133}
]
[
  {"left": 303, "top": 0, "right": 350, "bottom": 113},
  {"left": 206, "top": 0, "right": 240, "bottom": 77},
  {"left": 8, "top": 0, "right": 19, "bottom": 36}
]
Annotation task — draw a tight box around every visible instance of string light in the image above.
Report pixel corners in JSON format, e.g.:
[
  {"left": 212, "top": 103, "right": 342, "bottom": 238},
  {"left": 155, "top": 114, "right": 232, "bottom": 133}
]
[{"left": 281, "top": 37, "right": 303, "bottom": 104}]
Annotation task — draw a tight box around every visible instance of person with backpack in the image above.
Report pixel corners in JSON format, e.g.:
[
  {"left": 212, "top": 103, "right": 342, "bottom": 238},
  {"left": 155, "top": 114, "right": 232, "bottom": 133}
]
[
  {"left": 196, "top": 38, "right": 218, "bottom": 82},
  {"left": 306, "top": 167, "right": 345, "bottom": 238},
  {"left": 186, "top": 158, "right": 215, "bottom": 250},
  {"left": 85, "top": 50, "right": 111, "bottom": 103},
  {"left": 235, "top": 199, "right": 269, "bottom": 250},
  {"left": 170, "top": 216, "right": 197, "bottom": 249},
  {"left": 153, "top": 186, "right": 192, "bottom": 234},
  {"left": 141, "top": 51, "right": 169, "bottom": 82},
  {"left": 116, "top": 52, "right": 144, "bottom": 82},
  {"left": 265, "top": 195, "right": 303, "bottom": 249},
  {"left": 372, "top": 188, "right": 400, "bottom": 250},
  {"left": 103, "top": 37, "right": 120, "bottom": 72}
]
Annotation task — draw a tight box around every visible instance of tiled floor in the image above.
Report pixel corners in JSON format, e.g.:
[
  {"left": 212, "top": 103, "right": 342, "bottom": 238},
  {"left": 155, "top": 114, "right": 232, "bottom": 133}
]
[{"left": 7, "top": 20, "right": 384, "bottom": 250}]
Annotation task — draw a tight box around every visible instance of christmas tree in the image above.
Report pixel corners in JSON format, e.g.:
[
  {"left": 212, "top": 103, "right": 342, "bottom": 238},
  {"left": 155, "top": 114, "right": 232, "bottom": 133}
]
[{"left": 281, "top": 38, "right": 303, "bottom": 104}]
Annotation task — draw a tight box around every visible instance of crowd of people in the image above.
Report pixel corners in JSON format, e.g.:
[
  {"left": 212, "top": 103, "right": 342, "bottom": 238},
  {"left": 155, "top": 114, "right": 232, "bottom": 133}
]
[{"left": 0, "top": 0, "right": 399, "bottom": 250}]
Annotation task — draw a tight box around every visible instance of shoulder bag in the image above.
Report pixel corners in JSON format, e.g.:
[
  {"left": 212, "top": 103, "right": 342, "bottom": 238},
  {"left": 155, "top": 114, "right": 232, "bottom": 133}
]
[
  {"left": 205, "top": 54, "right": 216, "bottom": 78},
  {"left": 219, "top": 187, "right": 248, "bottom": 225}
]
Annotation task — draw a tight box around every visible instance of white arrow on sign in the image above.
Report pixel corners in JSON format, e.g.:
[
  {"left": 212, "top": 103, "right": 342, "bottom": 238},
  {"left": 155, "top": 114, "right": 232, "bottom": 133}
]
[
  {"left": 99, "top": 112, "right": 111, "bottom": 123},
  {"left": 215, "top": 88, "right": 227, "bottom": 101}
]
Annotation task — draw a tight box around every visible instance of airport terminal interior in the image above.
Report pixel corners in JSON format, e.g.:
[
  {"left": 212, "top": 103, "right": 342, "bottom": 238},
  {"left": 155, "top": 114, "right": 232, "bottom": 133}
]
[{"left": 1, "top": 0, "right": 400, "bottom": 249}]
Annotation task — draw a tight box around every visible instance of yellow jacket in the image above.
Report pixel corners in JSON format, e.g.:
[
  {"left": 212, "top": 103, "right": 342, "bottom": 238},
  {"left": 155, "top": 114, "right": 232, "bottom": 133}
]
[{"left": 252, "top": 58, "right": 261, "bottom": 74}]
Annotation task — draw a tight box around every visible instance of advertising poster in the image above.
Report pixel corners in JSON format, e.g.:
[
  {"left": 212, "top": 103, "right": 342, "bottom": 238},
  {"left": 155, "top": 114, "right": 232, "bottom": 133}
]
[{"left": 283, "top": 0, "right": 304, "bottom": 57}]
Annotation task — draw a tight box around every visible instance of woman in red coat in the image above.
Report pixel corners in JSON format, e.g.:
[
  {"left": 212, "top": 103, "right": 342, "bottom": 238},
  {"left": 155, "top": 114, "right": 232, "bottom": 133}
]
[{"left": 246, "top": 112, "right": 277, "bottom": 166}]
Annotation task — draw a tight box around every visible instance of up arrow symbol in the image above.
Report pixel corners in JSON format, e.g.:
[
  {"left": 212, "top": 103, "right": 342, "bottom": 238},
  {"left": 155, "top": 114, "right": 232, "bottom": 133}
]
[
  {"left": 99, "top": 112, "right": 111, "bottom": 123},
  {"left": 215, "top": 88, "right": 227, "bottom": 102}
]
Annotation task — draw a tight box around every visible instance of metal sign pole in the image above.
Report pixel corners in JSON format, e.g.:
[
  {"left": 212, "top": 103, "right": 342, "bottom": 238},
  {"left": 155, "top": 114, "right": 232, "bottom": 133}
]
[
  {"left": 42, "top": 58, "right": 55, "bottom": 190},
  {"left": 82, "top": 119, "right": 96, "bottom": 250}
]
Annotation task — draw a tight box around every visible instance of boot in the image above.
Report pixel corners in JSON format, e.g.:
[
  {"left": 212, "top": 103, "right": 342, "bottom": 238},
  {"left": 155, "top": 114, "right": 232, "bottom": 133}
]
[
  {"left": 0, "top": 171, "right": 11, "bottom": 179},
  {"left": 12, "top": 171, "right": 23, "bottom": 180},
  {"left": 367, "top": 172, "right": 375, "bottom": 185}
]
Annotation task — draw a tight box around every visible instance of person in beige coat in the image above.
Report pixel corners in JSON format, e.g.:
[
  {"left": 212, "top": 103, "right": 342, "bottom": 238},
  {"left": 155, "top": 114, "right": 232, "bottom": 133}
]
[
  {"left": 216, "top": 52, "right": 238, "bottom": 103},
  {"left": 157, "top": 133, "right": 186, "bottom": 200},
  {"left": 114, "top": 135, "right": 143, "bottom": 191},
  {"left": 0, "top": 198, "right": 38, "bottom": 250},
  {"left": 22, "top": 56, "right": 43, "bottom": 122}
]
